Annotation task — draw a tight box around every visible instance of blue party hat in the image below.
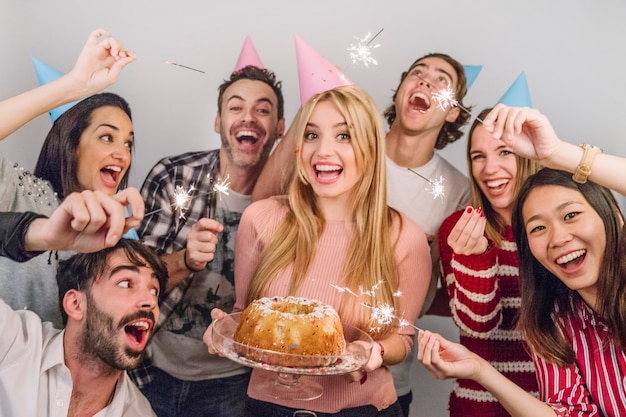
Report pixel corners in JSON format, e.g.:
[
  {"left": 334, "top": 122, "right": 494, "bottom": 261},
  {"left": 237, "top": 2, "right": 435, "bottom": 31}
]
[
  {"left": 463, "top": 65, "right": 482, "bottom": 90},
  {"left": 497, "top": 71, "right": 532, "bottom": 107},
  {"left": 31, "top": 56, "right": 80, "bottom": 123}
]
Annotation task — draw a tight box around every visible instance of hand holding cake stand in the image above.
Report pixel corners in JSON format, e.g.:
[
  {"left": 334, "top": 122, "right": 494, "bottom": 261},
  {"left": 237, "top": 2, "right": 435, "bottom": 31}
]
[{"left": 212, "top": 312, "right": 373, "bottom": 401}]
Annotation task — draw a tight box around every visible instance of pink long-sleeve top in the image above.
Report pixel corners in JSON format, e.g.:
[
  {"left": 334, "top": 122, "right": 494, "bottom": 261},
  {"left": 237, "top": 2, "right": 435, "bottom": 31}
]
[{"left": 234, "top": 197, "right": 431, "bottom": 413}]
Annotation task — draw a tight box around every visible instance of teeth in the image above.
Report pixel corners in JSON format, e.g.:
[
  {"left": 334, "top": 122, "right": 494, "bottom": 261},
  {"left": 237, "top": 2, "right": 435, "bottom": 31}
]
[
  {"left": 556, "top": 250, "right": 586, "bottom": 265},
  {"left": 237, "top": 130, "right": 258, "bottom": 138},
  {"left": 409, "top": 92, "right": 430, "bottom": 107},
  {"left": 130, "top": 321, "right": 150, "bottom": 329},
  {"left": 487, "top": 179, "right": 508, "bottom": 188},
  {"left": 104, "top": 165, "right": 121, "bottom": 172},
  {"left": 316, "top": 164, "right": 340, "bottom": 172}
]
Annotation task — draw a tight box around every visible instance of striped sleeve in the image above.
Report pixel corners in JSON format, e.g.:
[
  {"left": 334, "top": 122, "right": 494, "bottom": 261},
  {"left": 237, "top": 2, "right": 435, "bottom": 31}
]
[{"left": 438, "top": 210, "right": 503, "bottom": 338}]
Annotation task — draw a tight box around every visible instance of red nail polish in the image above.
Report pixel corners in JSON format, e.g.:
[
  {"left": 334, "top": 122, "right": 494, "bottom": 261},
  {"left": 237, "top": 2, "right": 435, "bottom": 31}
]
[
  {"left": 466, "top": 206, "right": 473, "bottom": 214},
  {"left": 360, "top": 373, "right": 368, "bottom": 384}
]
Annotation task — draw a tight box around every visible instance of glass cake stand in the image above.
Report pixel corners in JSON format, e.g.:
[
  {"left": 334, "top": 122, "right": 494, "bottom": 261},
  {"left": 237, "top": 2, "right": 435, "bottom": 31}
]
[{"left": 212, "top": 312, "right": 373, "bottom": 401}]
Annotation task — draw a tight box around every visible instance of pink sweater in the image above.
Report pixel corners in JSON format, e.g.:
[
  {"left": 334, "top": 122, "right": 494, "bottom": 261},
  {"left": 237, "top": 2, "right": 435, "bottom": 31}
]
[{"left": 234, "top": 197, "right": 431, "bottom": 413}]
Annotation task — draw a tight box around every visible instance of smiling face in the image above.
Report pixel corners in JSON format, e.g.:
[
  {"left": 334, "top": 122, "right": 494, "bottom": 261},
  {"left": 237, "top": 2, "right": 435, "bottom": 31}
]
[
  {"left": 80, "top": 250, "right": 160, "bottom": 370},
  {"left": 75, "top": 106, "right": 133, "bottom": 195},
  {"left": 300, "top": 100, "right": 360, "bottom": 214},
  {"left": 215, "top": 79, "right": 284, "bottom": 170},
  {"left": 470, "top": 125, "right": 518, "bottom": 222},
  {"left": 522, "top": 185, "right": 605, "bottom": 306},
  {"left": 393, "top": 56, "right": 460, "bottom": 133}
]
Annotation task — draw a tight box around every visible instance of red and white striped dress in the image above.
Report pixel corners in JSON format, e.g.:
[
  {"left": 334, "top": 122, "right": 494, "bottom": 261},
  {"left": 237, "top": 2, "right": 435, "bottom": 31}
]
[{"left": 534, "top": 294, "right": 626, "bottom": 416}]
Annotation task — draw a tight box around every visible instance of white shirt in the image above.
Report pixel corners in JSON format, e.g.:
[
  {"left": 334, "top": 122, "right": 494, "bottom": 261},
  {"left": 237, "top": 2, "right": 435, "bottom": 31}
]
[{"left": 0, "top": 299, "right": 156, "bottom": 417}]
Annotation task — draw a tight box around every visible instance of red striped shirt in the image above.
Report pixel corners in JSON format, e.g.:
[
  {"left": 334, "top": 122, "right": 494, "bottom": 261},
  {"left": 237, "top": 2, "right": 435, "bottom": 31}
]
[{"left": 534, "top": 294, "right": 626, "bottom": 416}]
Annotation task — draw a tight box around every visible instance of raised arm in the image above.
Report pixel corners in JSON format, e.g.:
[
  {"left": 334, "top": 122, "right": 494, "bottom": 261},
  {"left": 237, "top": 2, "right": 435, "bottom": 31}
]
[
  {"left": 251, "top": 109, "right": 302, "bottom": 201},
  {"left": 483, "top": 105, "right": 626, "bottom": 195},
  {"left": 0, "top": 28, "right": 136, "bottom": 141}
]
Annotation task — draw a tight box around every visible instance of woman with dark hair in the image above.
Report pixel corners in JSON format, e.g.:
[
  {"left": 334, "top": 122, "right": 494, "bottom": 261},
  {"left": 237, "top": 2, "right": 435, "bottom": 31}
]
[
  {"left": 419, "top": 168, "right": 625, "bottom": 416},
  {"left": 418, "top": 106, "right": 626, "bottom": 416},
  {"left": 0, "top": 29, "right": 137, "bottom": 327},
  {"left": 34, "top": 92, "right": 133, "bottom": 199}
]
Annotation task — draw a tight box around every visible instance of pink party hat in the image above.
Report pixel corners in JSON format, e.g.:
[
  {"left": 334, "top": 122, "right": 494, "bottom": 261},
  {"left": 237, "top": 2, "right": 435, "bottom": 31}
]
[
  {"left": 295, "top": 33, "right": 352, "bottom": 106},
  {"left": 497, "top": 71, "right": 532, "bottom": 107},
  {"left": 234, "top": 36, "right": 264, "bottom": 72},
  {"left": 31, "top": 56, "right": 80, "bottom": 123},
  {"left": 463, "top": 65, "right": 482, "bottom": 91}
]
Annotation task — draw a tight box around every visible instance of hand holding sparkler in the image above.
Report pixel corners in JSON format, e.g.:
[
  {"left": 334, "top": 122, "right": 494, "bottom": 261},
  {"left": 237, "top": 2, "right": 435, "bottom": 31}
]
[{"left": 183, "top": 217, "right": 223, "bottom": 273}]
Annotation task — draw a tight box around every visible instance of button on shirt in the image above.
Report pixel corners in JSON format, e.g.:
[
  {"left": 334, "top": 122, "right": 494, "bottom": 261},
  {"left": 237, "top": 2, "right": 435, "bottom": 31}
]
[{"left": 0, "top": 299, "right": 156, "bottom": 417}]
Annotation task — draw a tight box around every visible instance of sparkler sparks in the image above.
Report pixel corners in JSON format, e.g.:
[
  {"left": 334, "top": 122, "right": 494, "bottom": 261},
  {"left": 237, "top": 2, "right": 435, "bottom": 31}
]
[
  {"left": 431, "top": 85, "right": 483, "bottom": 123},
  {"left": 331, "top": 283, "right": 422, "bottom": 333},
  {"left": 172, "top": 185, "right": 196, "bottom": 219},
  {"left": 407, "top": 169, "right": 446, "bottom": 200},
  {"left": 347, "top": 29, "right": 383, "bottom": 68},
  {"left": 165, "top": 60, "right": 206, "bottom": 74},
  {"left": 143, "top": 174, "right": 230, "bottom": 221}
]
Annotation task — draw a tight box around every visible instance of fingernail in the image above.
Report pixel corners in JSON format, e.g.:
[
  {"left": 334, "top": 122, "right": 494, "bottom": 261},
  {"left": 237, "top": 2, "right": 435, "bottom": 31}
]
[
  {"left": 466, "top": 206, "right": 473, "bottom": 214},
  {"left": 476, "top": 207, "right": 482, "bottom": 215},
  {"left": 360, "top": 373, "right": 368, "bottom": 384}
]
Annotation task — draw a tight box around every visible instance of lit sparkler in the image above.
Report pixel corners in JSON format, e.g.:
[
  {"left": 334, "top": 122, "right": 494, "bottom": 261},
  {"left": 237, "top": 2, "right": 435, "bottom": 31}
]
[
  {"left": 165, "top": 60, "right": 206, "bottom": 74},
  {"left": 407, "top": 169, "right": 446, "bottom": 201},
  {"left": 331, "top": 283, "right": 422, "bottom": 333},
  {"left": 143, "top": 174, "right": 230, "bottom": 220},
  {"left": 347, "top": 29, "right": 383, "bottom": 68},
  {"left": 431, "top": 85, "right": 483, "bottom": 123}
]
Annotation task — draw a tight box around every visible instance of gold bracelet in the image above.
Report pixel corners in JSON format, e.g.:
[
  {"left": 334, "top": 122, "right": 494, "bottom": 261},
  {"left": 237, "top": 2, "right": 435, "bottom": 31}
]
[{"left": 572, "top": 144, "right": 602, "bottom": 184}]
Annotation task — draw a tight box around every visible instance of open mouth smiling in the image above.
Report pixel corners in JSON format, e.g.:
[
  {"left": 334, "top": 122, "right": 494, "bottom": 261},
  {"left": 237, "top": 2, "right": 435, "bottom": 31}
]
[
  {"left": 124, "top": 319, "right": 153, "bottom": 348},
  {"left": 409, "top": 93, "right": 431, "bottom": 112}
]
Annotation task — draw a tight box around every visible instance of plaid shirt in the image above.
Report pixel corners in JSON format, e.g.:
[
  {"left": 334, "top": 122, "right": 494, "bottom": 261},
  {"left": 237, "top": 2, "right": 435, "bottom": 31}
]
[{"left": 129, "top": 150, "right": 224, "bottom": 387}]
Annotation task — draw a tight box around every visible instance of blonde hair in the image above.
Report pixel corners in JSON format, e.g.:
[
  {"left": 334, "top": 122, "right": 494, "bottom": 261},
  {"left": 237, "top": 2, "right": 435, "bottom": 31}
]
[{"left": 246, "top": 85, "right": 402, "bottom": 337}]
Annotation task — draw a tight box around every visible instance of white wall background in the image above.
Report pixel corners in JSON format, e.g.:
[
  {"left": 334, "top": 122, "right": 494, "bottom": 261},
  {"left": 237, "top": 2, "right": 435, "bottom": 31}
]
[{"left": 1, "top": 1, "right": 625, "bottom": 416}]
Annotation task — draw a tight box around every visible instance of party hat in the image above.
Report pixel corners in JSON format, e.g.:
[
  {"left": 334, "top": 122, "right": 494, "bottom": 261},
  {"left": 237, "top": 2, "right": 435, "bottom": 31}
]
[
  {"left": 295, "top": 33, "right": 352, "bottom": 106},
  {"left": 234, "top": 36, "right": 264, "bottom": 72},
  {"left": 31, "top": 56, "right": 80, "bottom": 123},
  {"left": 463, "top": 65, "right": 482, "bottom": 91},
  {"left": 497, "top": 71, "right": 532, "bottom": 107}
]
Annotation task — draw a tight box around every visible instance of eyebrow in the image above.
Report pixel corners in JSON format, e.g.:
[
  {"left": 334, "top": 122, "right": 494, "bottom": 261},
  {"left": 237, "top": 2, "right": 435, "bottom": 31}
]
[
  {"left": 414, "top": 63, "right": 454, "bottom": 84},
  {"left": 305, "top": 121, "right": 348, "bottom": 130},
  {"left": 95, "top": 123, "right": 135, "bottom": 138},
  {"left": 524, "top": 201, "right": 580, "bottom": 225},
  {"left": 108, "top": 264, "right": 141, "bottom": 278},
  {"left": 226, "top": 95, "right": 274, "bottom": 107}
]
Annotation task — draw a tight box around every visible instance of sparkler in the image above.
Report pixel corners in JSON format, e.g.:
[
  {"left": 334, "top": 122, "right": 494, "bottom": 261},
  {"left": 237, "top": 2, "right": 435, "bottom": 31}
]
[
  {"left": 347, "top": 28, "right": 383, "bottom": 68},
  {"left": 143, "top": 174, "right": 230, "bottom": 220},
  {"left": 431, "top": 85, "right": 483, "bottom": 123},
  {"left": 407, "top": 169, "right": 446, "bottom": 201},
  {"left": 331, "top": 283, "right": 422, "bottom": 333},
  {"left": 165, "top": 60, "right": 206, "bottom": 74}
]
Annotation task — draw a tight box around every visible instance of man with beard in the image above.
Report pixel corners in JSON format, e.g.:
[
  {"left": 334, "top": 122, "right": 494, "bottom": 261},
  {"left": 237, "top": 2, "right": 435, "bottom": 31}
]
[
  {"left": 131, "top": 65, "right": 285, "bottom": 417},
  {"left": 0, "top": 191, "right": 168, "bottom": 417}
]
